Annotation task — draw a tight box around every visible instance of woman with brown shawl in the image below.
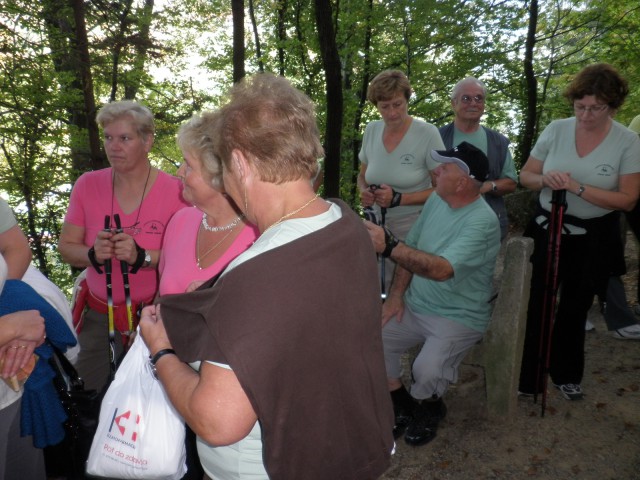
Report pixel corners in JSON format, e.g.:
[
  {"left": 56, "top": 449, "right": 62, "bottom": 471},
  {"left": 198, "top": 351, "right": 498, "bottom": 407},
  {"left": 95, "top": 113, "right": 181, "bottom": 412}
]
[{"left": 140, "top": 74, "right": 394, "bottom": 480}]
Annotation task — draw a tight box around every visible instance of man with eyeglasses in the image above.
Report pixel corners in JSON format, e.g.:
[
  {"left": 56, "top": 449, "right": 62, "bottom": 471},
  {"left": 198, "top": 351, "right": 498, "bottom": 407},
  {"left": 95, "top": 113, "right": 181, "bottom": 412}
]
[{"left": 439, "top": 77, "right": 518, "bottom": 240}]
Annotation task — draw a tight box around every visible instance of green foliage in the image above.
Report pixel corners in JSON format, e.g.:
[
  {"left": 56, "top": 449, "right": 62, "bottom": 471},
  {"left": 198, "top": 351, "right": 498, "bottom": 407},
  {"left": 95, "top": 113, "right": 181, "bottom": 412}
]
[{"left": 1, "top": 0, "right": 640, "bottom": 294}]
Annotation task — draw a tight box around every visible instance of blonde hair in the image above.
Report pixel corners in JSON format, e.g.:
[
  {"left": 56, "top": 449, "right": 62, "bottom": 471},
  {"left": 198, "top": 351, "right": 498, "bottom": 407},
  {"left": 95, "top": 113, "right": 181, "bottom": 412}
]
[
  {"left": 367, "top": 70, "right": 412, "bottom": 106},
  {"left": 213, "top": 73, "right": 322, "bottom": 184},
  {"left": 177, "top": 111, "right": 224, "bottom": 190},
  {"left": 96, "top": 100, "right": 155, "bottom": 139}
]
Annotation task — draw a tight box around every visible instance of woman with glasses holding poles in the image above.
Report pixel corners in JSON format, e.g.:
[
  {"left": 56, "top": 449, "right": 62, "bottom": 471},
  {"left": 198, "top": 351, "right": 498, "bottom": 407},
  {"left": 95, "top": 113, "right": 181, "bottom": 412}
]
[
  {"left": 357, "top": 70, "right": 444, "bottom": 297},
  {"left": 518, "top": 63, "right": 640, "bottom": 401},
  {"left": 58, "top": 101, "right": 189, "bottom": 391}
]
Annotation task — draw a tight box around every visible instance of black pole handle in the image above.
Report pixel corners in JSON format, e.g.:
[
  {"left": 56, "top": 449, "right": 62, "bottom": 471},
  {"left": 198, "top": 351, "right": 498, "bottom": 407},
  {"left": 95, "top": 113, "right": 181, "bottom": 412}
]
[
  {"left": 551, "top": 189, "right": 567, "bottom": 207},
  {"left": 103, "top": 215, "right": 112, "bottom": 275}
]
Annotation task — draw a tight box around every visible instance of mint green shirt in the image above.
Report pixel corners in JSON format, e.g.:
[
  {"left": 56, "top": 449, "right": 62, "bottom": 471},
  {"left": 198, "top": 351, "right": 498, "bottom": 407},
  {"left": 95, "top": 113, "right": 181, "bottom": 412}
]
[
  {"left": 404, "top": 193, "right": 500, "bottom": 332},
  {"left": 359, "top": 118, "right": 444, "bottom": 219}
]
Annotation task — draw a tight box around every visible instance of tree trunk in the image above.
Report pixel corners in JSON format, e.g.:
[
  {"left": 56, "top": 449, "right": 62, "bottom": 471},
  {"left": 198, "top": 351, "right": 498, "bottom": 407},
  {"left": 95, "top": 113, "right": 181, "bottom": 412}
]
[
  {"left": 351, "top": 0, "right": 374, "bottom": 203},
  {"left": 124, "top": 0, "right": 155, "bottom": 100},
  {"left": 232, "top": 0, "right": 246, "bottom": 83},
  {"left": 276, "top": 0, "right": 287, "bottom": 76},
  {"left": 248, "top": 0, "right": 264, "bottom": 73},
  {"left": 71, "top": 0, "right": 102, "bottom": 172},
  {"left": 314, "top": 0, "right": 343, "bottom": 198},
  {"left": 43, "top": 0, "right": 107, "bottom": 175},
  {"left": 521, "top": 0, "right": 538, "bottom": 163}
]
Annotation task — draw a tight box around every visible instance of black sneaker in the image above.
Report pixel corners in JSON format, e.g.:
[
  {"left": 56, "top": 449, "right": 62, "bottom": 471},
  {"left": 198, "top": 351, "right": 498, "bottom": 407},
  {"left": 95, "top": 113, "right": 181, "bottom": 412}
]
[
  {"left": 404, "top": 398, "right": 447, "bottom": 446},
  {"left": 553, "top": 383, "right": 584, "bottom": 401},
  {"left": 390, "top": 386, "right": 416, "bottom": 439}
]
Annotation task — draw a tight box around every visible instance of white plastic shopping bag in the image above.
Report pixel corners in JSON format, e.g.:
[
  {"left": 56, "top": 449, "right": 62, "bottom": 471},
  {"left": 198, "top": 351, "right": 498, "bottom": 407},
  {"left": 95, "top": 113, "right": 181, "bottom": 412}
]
[{"left": 86, "top": 333, "right": 186, "bottom": 479}]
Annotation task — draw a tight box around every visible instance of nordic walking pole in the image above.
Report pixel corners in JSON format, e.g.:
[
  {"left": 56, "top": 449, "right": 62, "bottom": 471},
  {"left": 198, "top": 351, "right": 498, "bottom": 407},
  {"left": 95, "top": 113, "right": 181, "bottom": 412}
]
[
  {"left": 541, "top": 189, "right": 566, "bottom": 416},
  {"left": 113, "top": 214, "right": 135, "bottom": 345},
  {"left": 104, "top": 215, "right": 117, "bottom": 381},
  {"left": 380, "top": 206, "right": 387, "bottom": 301},
  {"left": 535, "top": 189, "right": 567, "bottom": 417}
]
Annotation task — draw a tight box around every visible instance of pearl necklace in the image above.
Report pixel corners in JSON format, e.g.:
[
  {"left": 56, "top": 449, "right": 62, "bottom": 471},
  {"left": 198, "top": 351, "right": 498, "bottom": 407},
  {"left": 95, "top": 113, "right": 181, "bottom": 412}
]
[
  {"left": 264, "top": 194, "right": 319, "bottom": 232},
  {"left": 201, "top": 213, "right": 244, "bottom": 232}
]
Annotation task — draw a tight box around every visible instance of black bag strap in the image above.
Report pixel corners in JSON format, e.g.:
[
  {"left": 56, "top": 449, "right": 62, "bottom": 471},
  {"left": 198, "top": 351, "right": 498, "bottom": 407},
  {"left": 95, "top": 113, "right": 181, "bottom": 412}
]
[{"left": 47, "top": 340, "right": 85, "bottom": 392}]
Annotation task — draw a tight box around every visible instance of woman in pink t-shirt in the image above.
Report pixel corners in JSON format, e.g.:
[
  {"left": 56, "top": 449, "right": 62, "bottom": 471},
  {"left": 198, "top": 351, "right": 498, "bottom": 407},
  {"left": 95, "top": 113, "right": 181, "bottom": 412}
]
[
  {"left": 59, "top": 101, "right": 189, "bottom": 392},
  {"left": 159, "top": 112, "right": 259, "bottom": 296}
]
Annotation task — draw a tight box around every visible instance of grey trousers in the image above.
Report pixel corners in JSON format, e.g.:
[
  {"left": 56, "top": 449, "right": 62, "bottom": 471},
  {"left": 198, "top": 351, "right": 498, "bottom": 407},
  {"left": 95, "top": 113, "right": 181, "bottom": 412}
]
[
  {"left": 75, "top": 307, "right": 126, "bottom": 391},
  {"left": 383, "top": 306, "right": 483, "bottom": 399}
]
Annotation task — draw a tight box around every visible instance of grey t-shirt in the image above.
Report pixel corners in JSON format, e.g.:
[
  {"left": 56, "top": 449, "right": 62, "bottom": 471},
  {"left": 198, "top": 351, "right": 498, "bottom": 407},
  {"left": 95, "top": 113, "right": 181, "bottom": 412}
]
[
  {"left": 0, "top": 197, "right": 17, "bottom": 234},
  {"left": 532, "top": 118, "right": 640, "bottom": 219}
]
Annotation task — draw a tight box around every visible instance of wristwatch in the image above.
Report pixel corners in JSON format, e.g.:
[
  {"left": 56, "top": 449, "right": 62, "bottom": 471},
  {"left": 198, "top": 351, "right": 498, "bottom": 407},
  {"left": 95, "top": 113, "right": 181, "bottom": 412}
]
[
  {"left": 491, "top": 181, "right": 498, "bottom": 193},
  {"left": 576, "top": 184, "right": 585, "bottom": 197},
  {"left": 149, "top": 348, "right": 176, "bottom": 379},
  {"left": 381, "top": 226, "right": 399, "bottom": 258}
]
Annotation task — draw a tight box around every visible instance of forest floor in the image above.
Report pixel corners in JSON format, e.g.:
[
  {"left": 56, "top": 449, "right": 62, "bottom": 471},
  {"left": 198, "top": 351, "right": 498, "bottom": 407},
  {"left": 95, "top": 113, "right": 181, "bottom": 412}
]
[{"left": 381, "top": 229, "right": 640, "bottom": 480}]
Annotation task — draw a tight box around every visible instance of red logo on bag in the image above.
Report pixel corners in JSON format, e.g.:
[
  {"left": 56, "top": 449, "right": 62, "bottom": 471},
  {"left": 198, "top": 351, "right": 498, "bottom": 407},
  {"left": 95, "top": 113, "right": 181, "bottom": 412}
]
[{"left": 109, "top": 408, "right": 141, "bottom": 442}]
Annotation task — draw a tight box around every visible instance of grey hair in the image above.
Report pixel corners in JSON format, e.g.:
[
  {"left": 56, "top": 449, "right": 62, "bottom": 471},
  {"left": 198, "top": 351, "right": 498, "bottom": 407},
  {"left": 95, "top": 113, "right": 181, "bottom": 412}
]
[{"left": 451, "top": 77, "right": 487, "bottom": 100}]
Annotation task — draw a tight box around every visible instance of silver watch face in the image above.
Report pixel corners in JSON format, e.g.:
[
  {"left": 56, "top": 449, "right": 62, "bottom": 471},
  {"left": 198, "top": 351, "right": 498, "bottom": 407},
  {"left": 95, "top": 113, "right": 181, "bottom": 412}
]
[{"left": 145, "top": 252, "right": 151, "bottom": 264}]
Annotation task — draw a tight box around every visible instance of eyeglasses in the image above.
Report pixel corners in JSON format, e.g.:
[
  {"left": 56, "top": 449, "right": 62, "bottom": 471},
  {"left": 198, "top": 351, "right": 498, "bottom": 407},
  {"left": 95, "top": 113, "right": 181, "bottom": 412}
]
[
  {"left": 459, "top": 95, "right": 485, "bottom": 104},
  {"left": 120, "top": 225, "right": 141, "bottom": 236},
  {"left": 574, "top": 104, "right": 608, "bottom": 114},
  {"left": 108, "top": 223, "right": 141, "bottom": 236}
]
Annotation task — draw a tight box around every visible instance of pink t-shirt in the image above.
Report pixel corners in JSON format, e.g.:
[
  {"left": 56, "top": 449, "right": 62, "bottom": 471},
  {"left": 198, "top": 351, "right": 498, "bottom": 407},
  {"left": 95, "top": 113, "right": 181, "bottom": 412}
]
[
  {"left": 158, "top": 206, "right": 259, "bottom": 295},
  {"left": 64, "top": 168, "right": 189, "bottom": 304}
]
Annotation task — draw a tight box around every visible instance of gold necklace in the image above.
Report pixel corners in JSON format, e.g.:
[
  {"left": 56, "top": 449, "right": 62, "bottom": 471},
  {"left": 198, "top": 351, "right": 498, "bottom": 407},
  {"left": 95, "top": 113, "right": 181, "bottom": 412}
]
[
  {"left": 196, "top": 226, "right": 238, "bottom": 269},
  {"left": 264, "top": 194, "right": 319, "bottom": 232}
]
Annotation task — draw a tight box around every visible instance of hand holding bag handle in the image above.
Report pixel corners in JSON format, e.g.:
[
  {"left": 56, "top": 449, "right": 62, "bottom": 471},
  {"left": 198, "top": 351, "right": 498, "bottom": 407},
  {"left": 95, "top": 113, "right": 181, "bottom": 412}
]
[{"left": 86, "top": 332, "right": 186, "bottom": 479}]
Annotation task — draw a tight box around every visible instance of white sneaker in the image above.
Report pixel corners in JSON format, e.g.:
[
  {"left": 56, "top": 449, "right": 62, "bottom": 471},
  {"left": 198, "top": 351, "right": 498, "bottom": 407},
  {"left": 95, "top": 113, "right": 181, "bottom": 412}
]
[
  {"left": 553, "top": 383, "right": 584, "bottom": 401},
  {"left": 585, "top": 319, "right": 595, "bottom": 331},
  {"left": 612, "top": 323, "right": 640, "bottom": 340}
]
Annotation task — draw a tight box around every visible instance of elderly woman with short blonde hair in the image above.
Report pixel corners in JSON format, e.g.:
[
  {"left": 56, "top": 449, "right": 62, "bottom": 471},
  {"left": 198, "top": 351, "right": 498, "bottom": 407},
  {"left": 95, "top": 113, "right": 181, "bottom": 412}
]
[{"left": 140, "top": 73, "right": 394, "bottom": 480}]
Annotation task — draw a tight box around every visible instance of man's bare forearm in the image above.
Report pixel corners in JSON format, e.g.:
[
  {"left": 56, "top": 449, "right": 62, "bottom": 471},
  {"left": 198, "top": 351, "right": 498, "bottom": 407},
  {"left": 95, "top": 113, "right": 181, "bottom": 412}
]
[{"left": 390, "top": 242, "right": 453, "bottom": 282}]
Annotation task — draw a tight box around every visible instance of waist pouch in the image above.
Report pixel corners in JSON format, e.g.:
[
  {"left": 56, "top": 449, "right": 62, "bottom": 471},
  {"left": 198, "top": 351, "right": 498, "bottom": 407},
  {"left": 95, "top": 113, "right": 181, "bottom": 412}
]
[{"left": 72, "top": 278, "right": 147, "bottom": 341}]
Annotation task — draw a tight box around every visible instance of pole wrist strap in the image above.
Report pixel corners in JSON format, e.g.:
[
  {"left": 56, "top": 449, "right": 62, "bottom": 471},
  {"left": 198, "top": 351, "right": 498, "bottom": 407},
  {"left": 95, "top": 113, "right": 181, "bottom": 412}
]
[
  {"left": 130, "top": 241, "right": 146, "bottom": 274},
  {"left": 88, "top": 247, "right": 104, "bottom": 273},
  {"left": 389, "top": 189, "right": 402, "bottom": 208}
]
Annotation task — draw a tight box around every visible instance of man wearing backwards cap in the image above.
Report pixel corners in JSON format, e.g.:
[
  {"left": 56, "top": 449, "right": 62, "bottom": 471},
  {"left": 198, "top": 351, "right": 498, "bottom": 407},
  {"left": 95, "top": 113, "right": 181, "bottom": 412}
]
[{"left": 365, "top": 141, "right": 500, "bottom": 447}]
